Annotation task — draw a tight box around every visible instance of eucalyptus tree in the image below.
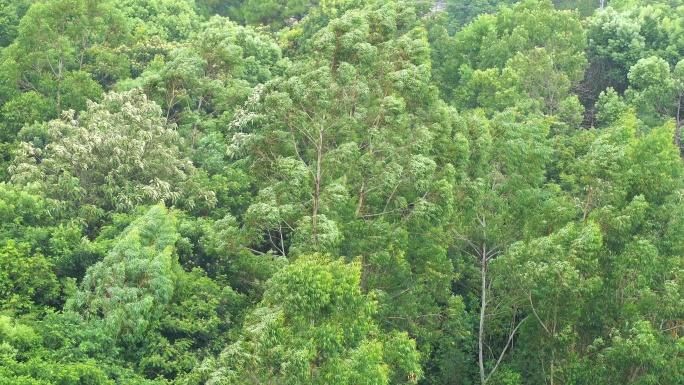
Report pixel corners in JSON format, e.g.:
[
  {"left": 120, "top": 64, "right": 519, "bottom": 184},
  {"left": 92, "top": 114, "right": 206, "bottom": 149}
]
[
  {"left": 488, "top": 112, "right": 684, "bottom": 383},
  {"left": 449, "top": 109, "right": 558, "bottom": 384},
  {"left": 493, "top": 222, "right": 604, "bottom": 384},
  {"left": 231, "top": 0, "right": 449, "bottom": 253},
  {"left": 228, "top": 0, "right": 460, "bottom": 363}
]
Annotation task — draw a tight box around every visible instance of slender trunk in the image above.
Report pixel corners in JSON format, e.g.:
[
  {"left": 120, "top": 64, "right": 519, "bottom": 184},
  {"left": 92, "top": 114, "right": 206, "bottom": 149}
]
[
  {"left": 676, "top": 93, "right": 682, "bottom": 151},
  {"left": 79, "top": 34, "right": 87, "bottom": 71},
  {"left": 479, "top": 244, "right": 487, "bottom": 385},
  {"left": 312, "top": 129, "right": 323, "bottom": 240},
  {"left": 166, "top": 91, "right": 175, "bottom": 122},
  {"left": 57, "top": 56, "right": 63, "bottom": 110},
  {"left": 582, "top": 186, "right": 594, "bottom": 222},
  {"left": 360, "top": 255, "right": 369, "bottom": 292},
  {"left": 355, "top": 179, "right": 366, "bottom": 217},
  {"left": 191, "top": 96, "right": 204, "bottom": 149}
]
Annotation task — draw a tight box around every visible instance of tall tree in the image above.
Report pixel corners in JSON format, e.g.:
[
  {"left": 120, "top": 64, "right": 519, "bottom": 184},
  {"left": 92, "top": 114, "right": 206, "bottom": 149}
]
[
  {"left": 229, "top": 0, "right": 459, "bottom": 365},
  {"left": 449, "top": 109, "right": 556, "bottom": 384}
]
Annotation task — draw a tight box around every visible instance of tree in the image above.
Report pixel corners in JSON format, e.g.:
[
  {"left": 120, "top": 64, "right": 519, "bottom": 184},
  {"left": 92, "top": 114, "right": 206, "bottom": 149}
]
[
  {"left": 0, "top": 0, "right": 19, "bottom": 47},
  {"left": 623, "top": 56, "right": 684, "bottom": 148},
  {"left": 449, "top": 109, "right": 556, "bottom": 384},
  {"left": 242, "top": 0, "right": 317, "bottom": 30},
  {"left": 491, "top": 111, "right": 684, "bottom": 383},
  {"left": 442, "top": 0, "right": 517, "bottom": 34},
  {"left": 115, "top": 0, "right": 202, "bottom": 42},
  {"left": 0, "top": 242, "right": 60, "bottom": 314},
  {"left": 10, "top": 89, "right": 216, "bottom": 223},
  {"left": 229, "top": 1, "right": 459, "bottom": 363},
  {"left": 208, "top": 254, "right": 422, "bottom": 384},
  {"left": 136, "top": 267, "right": 243, "bottom": 381},
  {"left": 118, "top": 16, "right": 282, "bottom": 145},
  {"left": 0, "top": 0, "right": 129, "bottom": 113},
  {"left": 583, "top": 7, "right": 646, "bottom": 97},
  {"left": 493, "top": 222, "right": 604, "bottom": 384},
  {"left": 432, "top": 0, "right": 586, "bottom": 108},
  {"left": 67, "top": 205, "right": 178, "bottom": 344},
  {"left": 231, "top": 0, "right": 450, "bottom": 255}
]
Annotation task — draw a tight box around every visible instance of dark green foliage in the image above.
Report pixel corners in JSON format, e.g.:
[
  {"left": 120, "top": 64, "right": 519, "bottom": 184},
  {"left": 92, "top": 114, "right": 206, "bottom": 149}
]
[
  {"left": 443, "top": 0, "right": 518, "bottom": 34},
  {"left": 0, "top": 243, "right": 60, "bottom": 313},
  {"left": 0, "top": 0, "right": 19, "bottom": 48}
]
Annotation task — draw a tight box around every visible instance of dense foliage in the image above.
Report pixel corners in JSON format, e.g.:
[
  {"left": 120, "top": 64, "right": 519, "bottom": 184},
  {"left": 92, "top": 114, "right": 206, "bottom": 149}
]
[{"left": 2, "top": 0, "right": 684, "bottom": 384}]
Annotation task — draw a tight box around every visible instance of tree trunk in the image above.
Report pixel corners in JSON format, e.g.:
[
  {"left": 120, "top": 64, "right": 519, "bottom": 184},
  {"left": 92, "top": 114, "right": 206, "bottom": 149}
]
[
  {"left": 312, "top": 129, "right": 323, "bottom": 240},
  {"left": 479, "top": 243, "right": 487, "bottom": 385},
  {"left": 676, "top": 93, "right": 682, "bottom": 152}
]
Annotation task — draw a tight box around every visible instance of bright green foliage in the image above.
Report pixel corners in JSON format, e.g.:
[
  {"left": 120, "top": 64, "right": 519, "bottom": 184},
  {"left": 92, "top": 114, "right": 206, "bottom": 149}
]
[
  {"left": 232, "top": 0, "right": 449, "bottom": 255},
  {"left": 279, "top": 0, "right": 373, "bottom": 55},
  {"left": 582, "top": 5, "right": 684, "bottom": 102},
  {"left": 193, "top": 16, "right": 281, "bottom": 86},
  {"left": 0, "top": 92, "right": 55, "bottom": 142},
  {"left": 0, "top": 182, "right": 50, "bottom": 242},
  {"left": 449, "top": 109, "right": 557, "bottom": 383},
  {"left": 0, "top": 0, "right": 683, "bottom": 383},
  {"left": 209, "top": 254, "right": 421, "bottom": 384},
  {"left": 621, "top": 56, "right": 684, "bottom": 148},
  {"left": 115, "top": 0, "right": 202, "bottom": 42},
  {"left": 442, "top": 0, "right": 517, "bottom": 34},
  {"left": 585, "top": 7, "right": 646, "bottom": 91},
  {"left": 570, "top": 113, "right": 681, "bottom": 209},
  {"left": 136, "top": 267, "right": 243, "bottom": 380},
  {"left": 452, "top": 110, "right": 554, "bottom": 241},
  {"left": 68, "top": 205, "right": 178, "bottom": 344},
  {"left": 118, "top": 16, "right": 282, "bottom": 140},
  {"left": 0, "top": 182, "right": 98, "bottom": 283},
  {"left": 10, "top": 90, "right": 215, "bottom": 221},
  {"left": 0, "top": 0, "right": 129, "bottom": 115},
  {"left": 486, "top": 111, "right": 684, "bottom": 383},
  {"left": 493, "top": 222, "right": 604, "bottom": 383},
  {"left": 433, "top": 0, "right": 586, "bottom": 108},
  {"left": 595, "top": 87, "right": 630, "bottom": 125},
  {"left": 230, "top": 2, "right": 458, "bottom": 364},
  {"left": 0, "top": 312, "right": 156, "bottom": 384}
]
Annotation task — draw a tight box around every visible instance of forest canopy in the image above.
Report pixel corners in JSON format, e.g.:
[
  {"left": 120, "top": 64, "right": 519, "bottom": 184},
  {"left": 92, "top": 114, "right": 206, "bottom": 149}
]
[{"left": 2, "top": 0, "right": 684, "bottom": 384}]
